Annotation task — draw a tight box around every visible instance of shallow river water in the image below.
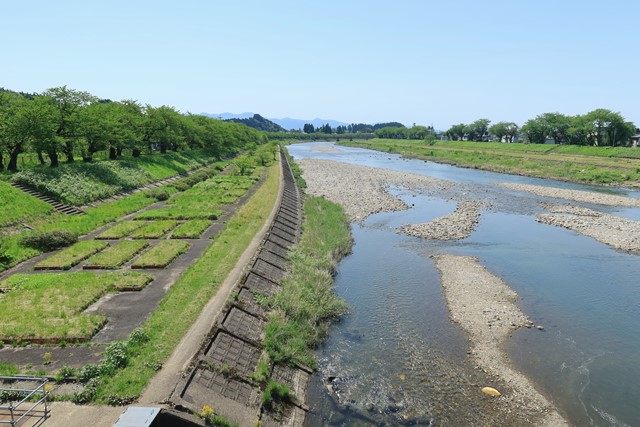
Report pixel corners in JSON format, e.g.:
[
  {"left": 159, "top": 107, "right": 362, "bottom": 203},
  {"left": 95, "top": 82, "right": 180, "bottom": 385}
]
[{"left": 289, "top": 142, "right": 640, "bottom": 426}]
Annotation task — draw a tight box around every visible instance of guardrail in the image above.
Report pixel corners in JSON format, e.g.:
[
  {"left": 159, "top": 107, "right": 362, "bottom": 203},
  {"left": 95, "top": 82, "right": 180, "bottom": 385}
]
[{"left": 0, "top": 376, "right": 50, "bottom": 426}]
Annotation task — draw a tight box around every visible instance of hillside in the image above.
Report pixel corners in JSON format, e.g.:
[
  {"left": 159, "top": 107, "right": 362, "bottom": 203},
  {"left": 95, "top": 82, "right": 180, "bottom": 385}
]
[{"left": 226, "top": 113, "right": 285, "bottom": 132}]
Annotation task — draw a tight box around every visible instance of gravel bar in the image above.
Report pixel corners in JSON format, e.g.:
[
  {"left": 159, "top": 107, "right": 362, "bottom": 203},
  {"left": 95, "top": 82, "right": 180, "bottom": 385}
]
[
  {"left": 299, "top": 158, "right": 451, "bottom": 221},
  {"left": 434, "top": 254, "right": 566, "bottom": 426},
  {"left": 501, "top": 182, "right": 640, "bottom": 207},
  {"left": 538, "top": 205, "right": 640, "bottom": 252},
  {"left": 401, "top": 201, "right": 481, "bottom": 240}
]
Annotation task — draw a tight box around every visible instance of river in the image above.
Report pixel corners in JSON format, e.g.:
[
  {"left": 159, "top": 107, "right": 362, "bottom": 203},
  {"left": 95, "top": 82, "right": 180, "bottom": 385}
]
[{"left": 289, "top": 142, "right": 640, "bottom": 426}]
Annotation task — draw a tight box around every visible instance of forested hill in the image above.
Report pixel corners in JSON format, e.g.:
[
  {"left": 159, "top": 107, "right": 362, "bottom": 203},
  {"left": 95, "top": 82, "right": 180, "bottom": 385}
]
[{"left": 226, "top": 114, "right": 285, "bottom": 132}]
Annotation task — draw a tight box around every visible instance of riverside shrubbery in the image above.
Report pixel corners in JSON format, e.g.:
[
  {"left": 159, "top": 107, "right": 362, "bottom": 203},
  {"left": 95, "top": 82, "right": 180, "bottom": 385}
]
[{"left": 21, "top": 230, "right": 77, "bottom": 251}]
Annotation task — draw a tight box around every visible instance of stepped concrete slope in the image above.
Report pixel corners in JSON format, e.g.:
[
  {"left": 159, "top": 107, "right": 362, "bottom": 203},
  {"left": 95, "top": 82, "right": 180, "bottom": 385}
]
[
  {"left": 11, "top": 182, "right": 84, "bottom": 215},
  {"left": 170, "top": 150, "right": 308, "bottom": 426}
]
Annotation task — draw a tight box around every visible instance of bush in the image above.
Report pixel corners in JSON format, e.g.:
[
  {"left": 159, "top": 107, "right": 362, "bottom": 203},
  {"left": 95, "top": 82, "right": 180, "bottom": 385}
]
[
  {"left": 0, "top": 236, "right": 11, "bottom": 268},
  {"left": 54, "top": 365, "right": 77, "bottom": 383},
  {"left": 144, "top": 187, "right": 173, "bottom": 201},
  {"left": 20, "top": 230, "right": 77, "bottom": 251},
  {"left": 72, "top": 377, "right": 99, "bottom": 404},
  {"left": 101, "top": 341, "right": 128, "bottom": 374},
  {"left": 78, "top": 364, "right": 101, "bottom": 382}
]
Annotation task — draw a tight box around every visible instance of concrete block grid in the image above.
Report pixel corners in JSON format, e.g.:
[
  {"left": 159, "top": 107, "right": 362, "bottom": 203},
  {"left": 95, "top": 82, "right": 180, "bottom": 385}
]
[{"left": 171, "top": 151, "right": 311, "bottom": 426}]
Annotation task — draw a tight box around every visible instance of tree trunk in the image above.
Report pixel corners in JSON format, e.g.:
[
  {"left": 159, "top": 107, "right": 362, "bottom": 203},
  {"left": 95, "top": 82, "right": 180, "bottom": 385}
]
[
  {"left": 132, "top": 148, "right": 141, "bottom": 157},
  {"left": 0, "top": 152, "right": 4, "bottom": 170},
  {"left": 64, "top": 141, "right": 74, "bottom": 163},
  {"left": 8, "top": 144, "right": 22, "bottom": 172},
  {"left": 160, "top": 143, "right": 167, "bottom": 154},
  {"left": 37, "top": 151, "right": 45, "bottom": 165},
  {"left": 48, "top": 150, "right": 59, "bottom": 167},
  {"left": 116, "top": 147, "right": 123, "bottom": 157},
  {"left": 109, "top": 146, "right": 118, "bottom": 160},
  {"left": 83, "top": 154, "right": 93, "bottom": 162}
]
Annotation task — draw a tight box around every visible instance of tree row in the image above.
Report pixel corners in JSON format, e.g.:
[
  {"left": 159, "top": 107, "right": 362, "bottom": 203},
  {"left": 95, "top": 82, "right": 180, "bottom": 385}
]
[{"left": 0, "top": 87, "right": 265, "bottom": 171}]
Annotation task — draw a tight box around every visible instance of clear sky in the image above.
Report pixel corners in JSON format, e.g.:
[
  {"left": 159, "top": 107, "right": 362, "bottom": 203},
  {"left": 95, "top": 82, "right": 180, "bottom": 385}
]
[{"left": 2, "top": 0, "right": 639, "bottom": 129}]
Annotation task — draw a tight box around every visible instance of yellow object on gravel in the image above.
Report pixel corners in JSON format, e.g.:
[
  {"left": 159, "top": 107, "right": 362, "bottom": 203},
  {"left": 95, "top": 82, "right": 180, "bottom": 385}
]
[{"left": 482, "top": 386, "right": 501, "bottom": 397}]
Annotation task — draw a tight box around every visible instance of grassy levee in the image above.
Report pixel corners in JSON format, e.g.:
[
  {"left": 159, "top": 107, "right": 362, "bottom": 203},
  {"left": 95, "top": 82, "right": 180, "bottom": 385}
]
[
  {"left": 341, "top": 139, "right": 640, "bottom": 185},
  {"left": 0, "top": 159, "right": 236, "bottom": 273},
  {"left": 93, "top": 160, "right": 280, "bottom": 402},
  {"left": 11, "top": 149, "right": 219, "bottom": 206},
  {"left": 0, "top": 181, "right": 53, "bottom": 228},
  {"left": 170, "top": 220, "right": 211, "bottom": 239},
  {"left": 1, "top": 192, "right": 156, "bottom": 272},
  {"left": 0, "top": 272, "right": 152, "bottom": 342},
  {"left": 34, "top": 240, "right": 109, "bottom": 270},
  {"left": 85, "top": 240, "right": 149, "bottom": 269},
  {"left": 131, "top": 240, "right": 190, "bottom": 268},
  {"left": 264, "top": 196, "right": 352, "bottom": 368}
]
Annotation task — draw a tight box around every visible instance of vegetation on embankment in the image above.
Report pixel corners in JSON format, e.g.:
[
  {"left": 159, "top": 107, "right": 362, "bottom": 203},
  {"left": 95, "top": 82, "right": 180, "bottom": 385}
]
[
  {"left": 264, "top": 196, "right": 352, "bottom": 368},
  {"left": 11, "top": 149, "right": 219, "bottom": 205},
  {"left": 92, "top": 158, "right": 280, "bottom": 402},
  {"left": 0, "top": 272, "right": 152, "bottom": 341},
  {"left": 341, "top": 139, "right": 640, "bottom": 185},
  {"left": 0, "top": 157, "right": 233, "bottom": 272}
]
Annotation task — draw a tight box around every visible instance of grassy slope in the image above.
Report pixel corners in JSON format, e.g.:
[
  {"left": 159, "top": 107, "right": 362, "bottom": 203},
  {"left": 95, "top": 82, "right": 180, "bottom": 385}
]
[
  {"left": 264, "top": 196, "right": 352, "bottom": 368},
  {"left": 170, "top": 220, "right": 211, "bottom": 239},
  {"left": 0, "top": 180, "right": 53, "bottom": 228},
  {"left": 131, "top": 240, "right": 190, "bottom": 268},
  {"left": 94, "top": 161, "right": 280, "bottom": 401},
  {"left": 341, "top": 139, "right": 640, "bottom": 185},
  {"left": 2, "top": 192, "right": 155, "bottom": 271},
  {"left": 11, "top": 149, "right": 218, "bottom": 206},
  {"left": 34, "top": 240, "right": 109, "bottom": 270},
  {"left": 85, "top": 240, "right": 149, "bottom": 269},
  {"left": 0, "top": 272, "right": 152, "bottom": 340}
]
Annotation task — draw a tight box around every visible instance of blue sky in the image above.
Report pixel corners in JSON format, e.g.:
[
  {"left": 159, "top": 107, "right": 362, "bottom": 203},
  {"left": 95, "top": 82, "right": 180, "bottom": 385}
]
[{"left": 2, "top": 1, "right": 639, "bottom": 128}]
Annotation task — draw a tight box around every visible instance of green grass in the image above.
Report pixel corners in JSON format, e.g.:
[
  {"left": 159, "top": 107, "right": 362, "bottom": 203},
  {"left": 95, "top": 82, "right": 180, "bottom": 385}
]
[
  {"left": 264, "top": 196, "right": 352, "bottom": 368},
  {"left": 136, "top": 175, "right": 257, "bottom": 220},
  {"left": 85, "top": 240, "right": 149, "bottom": 269},
  {"left": 341, "top": 139, "right": 640, "bottom": 185},
  {"left": 131, "top": 240, "right": 190, "bottom": 268},
  {"left": 96, "top": 221, "right": 145, "bottom": 239},
  {"left": 11, "top": 149, "right": 219, "bottom": 206},
  {"left": 0, "top": 181, "right": 53, "bottom": 229},
  {"left": 0, "top": 361, "right": 19, "bottom": 376},
  {"left": 34, "top": 240, "right": 109, "bottom": 270},
  {"left": 129, "top": 220, "right": 178, "bottom": 239},
  {"left": 1, "top": 193, "right": 156, "bottom": 272},
  {"left": 93, "top": 161, "right": 279, "bottom": 401},
  {"left": 170, "top": 220, "right": 211, "bottom": 239},
  {"left": 0, "top": 272, "right": 152, "bottom": 341}
]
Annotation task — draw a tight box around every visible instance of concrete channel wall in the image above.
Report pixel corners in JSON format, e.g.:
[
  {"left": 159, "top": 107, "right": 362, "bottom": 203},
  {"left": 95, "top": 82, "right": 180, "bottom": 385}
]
[{"left": 170, "top": 149, "right": 310, "bottom": 426}]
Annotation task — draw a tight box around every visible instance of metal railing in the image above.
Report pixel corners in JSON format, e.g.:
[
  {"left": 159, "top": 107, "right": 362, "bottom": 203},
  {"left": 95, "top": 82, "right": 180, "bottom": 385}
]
[{"left": 0, "top": 376, "right": 50, "bottom": 426}]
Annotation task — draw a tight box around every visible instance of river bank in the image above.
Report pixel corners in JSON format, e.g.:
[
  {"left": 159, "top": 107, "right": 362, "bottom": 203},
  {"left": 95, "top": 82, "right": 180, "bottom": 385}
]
[
  {"left": 340, "top": 138, "right": 640, "bottom": 187},
  {"left": 291, "top": 141, "right": 640, "bottom": 425}
]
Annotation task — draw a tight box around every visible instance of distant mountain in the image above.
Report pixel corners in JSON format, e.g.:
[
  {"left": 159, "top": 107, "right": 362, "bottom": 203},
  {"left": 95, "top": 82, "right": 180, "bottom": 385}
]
[
  {"left": 226, "top": 114, "right": 285, "bottom": 132},
  {"left": 202, "top": 112, "right": 348, "bottom": 131}
]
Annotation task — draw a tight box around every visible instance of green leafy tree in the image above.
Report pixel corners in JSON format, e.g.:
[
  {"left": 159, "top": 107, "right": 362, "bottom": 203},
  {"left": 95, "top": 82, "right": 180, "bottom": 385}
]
[
  {"left": 465, "top": 119, "right": 491, "bottom": 141},
  {"left": 303, "top": 123, "right": 315, "bottom": 133},
  {"left": 43, "top": 86, "right": 97, "bottom": 163},
  {"left": 445, "top": 123, "right": 466, "bottom": 140},
  {"left": 489, "top": 122, "right": 519, "bottom": 143}
]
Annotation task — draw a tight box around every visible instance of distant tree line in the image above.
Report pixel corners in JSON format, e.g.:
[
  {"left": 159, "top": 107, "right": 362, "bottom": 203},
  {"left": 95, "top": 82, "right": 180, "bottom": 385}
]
[
  {"left": 0, "top": 86, "right": 265, "bottom": 171},
  {"left": 444, "top": 110, "right": 637, "bottom": 146},
  {"left": 301, "top": 121, "right": 407, "bottom": 135}
]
